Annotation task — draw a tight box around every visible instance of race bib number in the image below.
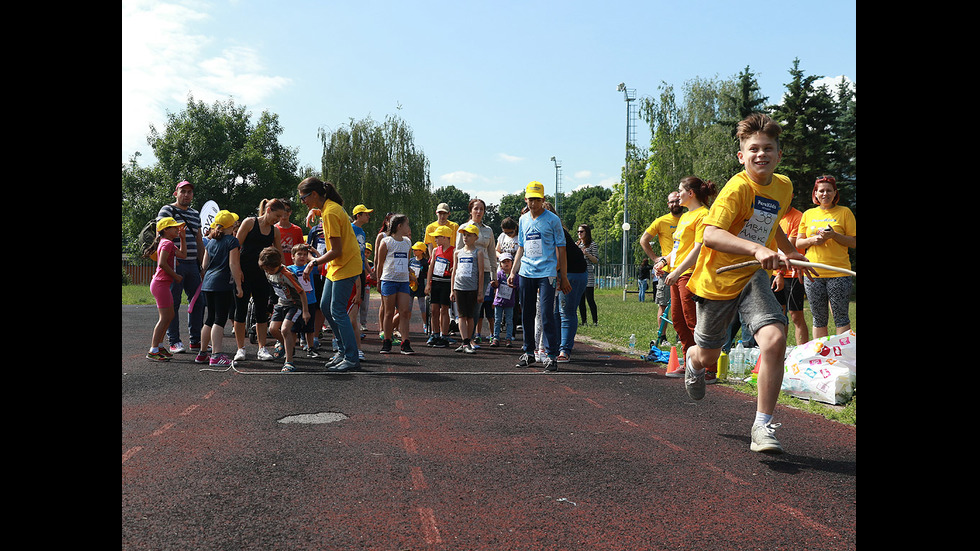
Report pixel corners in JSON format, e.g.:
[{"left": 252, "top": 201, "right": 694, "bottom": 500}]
[
  {"left": 525, "top": 230, "right": 543, "bottom": 258},
  {"left": 458, "top": 256, "right": 474, "bottom": 278},
  {"left": 434, "top": 257, "right": 450, "bottom": 277},
  {"left": 738, "top": 196, "right": 780, "bottom": 247}
]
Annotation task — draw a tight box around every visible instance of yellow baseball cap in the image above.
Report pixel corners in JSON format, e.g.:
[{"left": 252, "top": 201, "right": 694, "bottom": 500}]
[
  {"left": 352, "top": 204, "right": 373, "bottom": 216},
  {"left": 458, "top": 224, "right": 479, "bottom": 235},
  {"left": 525, "top": 180, "right": 545, "bottom": 199},
  {"left": 411, "top": 241, "right": 426, "bottom": 251},
  {"left": 156, "top": 217, "right": 185, "bottom": 233},
  {"left": 213, "top": 210, "right": 239, "bottom": 229},
  {"left": 429, "top": 225, "right": 454, "bottom": 238}
]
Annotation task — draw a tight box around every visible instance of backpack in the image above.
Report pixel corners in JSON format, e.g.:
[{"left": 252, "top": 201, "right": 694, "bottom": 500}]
[{"left": 138, "top": 217, "right": 160, "bottom": 260}]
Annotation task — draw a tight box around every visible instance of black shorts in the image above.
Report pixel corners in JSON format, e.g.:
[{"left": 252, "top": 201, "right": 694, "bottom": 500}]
[
  {"left": 772, "top": 276, "right": 806, "bottom": 312},
  {"left": 430, "top": 279, "right": 451, "bottom": 306},
  {"left": 454, "top": 289, "right": 478, "bottom": 317}
]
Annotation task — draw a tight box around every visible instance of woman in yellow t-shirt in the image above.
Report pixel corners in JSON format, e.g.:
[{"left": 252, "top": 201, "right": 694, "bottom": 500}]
[
  {"left": 298, "top": 177, "right": 363, "bottom": 371},
  {"left": 794, "top": 176, "right": 856, "bottom": 338},
  {"left": 664, "top": 176, "right": 717, "bottom": 378}
]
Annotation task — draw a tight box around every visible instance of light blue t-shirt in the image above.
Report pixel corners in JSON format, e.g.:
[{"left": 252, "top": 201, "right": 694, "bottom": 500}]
[
  {"left": 517, "top": 209, "right": 564, "bottom": 279},
  {"left": 351, "top": 223, "right": 367, "bottom": 270}
]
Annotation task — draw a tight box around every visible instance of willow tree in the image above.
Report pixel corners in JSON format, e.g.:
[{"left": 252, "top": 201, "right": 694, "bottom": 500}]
[{"left": 318, "top": 114, "right": 432, "bottom": 238}]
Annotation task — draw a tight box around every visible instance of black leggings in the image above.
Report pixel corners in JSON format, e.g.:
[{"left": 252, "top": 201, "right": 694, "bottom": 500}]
[
  {"left": 579, "top": 286, "right": 597, "bottom": 324},
  {"left": 204, "top": 290, "right": 233, "bottom": 327},
  {"left": 234, "top": 269, "right": 272, "bottom": 324}
]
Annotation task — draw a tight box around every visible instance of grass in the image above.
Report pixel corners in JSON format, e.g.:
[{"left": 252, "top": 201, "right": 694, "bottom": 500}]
[{"left": 122, "top": 283, "right": 856, "bottom": 425}]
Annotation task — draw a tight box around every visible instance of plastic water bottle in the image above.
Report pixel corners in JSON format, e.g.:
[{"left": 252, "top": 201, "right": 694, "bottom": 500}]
[
  {"left": 731, "top": 341, "right": 745, "bottom": 378},
  {"left": 677, "top": 340, "right": 685, "bottom": 370},
  {"left": 629, "top": 334, "right": 636, "bottom": 355}
]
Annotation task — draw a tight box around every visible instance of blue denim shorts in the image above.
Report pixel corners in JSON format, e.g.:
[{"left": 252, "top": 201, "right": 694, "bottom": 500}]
[{"left": 380, "top": 280, "right": 411, "bottom": 297}]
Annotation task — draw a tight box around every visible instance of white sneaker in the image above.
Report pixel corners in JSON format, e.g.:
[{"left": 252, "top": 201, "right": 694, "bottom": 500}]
[
  {"left": 234, "top": 348, "right": 247, "bottom": 361},
  {"left": 169, "top": 342, "right": 186, "bottom": 354},
  {"left": 257, "top": 347, "right": 273, "bottom": 361}
]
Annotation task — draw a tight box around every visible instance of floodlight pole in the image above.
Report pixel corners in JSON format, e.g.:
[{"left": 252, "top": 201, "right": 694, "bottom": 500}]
[
  {"left": 550, "top": 156, "right": 561, "bottom": 218},
  {"left": 617, "top": 82, "right": 636, "bottom": 292}
]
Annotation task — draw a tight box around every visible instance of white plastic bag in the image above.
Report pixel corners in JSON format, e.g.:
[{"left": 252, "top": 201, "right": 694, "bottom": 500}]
[{"left": 781, "top": 330, "right": 856, "bottom": 405}]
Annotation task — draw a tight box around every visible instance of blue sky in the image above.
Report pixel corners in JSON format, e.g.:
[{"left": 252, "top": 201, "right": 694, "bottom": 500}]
[{"left": 122, "top": 0, "right": 856, "bottom": 207}]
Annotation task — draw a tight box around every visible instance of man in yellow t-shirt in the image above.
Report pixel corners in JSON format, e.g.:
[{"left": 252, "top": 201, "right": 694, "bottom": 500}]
[
  {"left": 640, "top": 192, "right": 682, "bottom": 323},
  {"left": 682, "top": 113, "right": 814, "bottom": 455},
  {"left": 424, "top": 203, "right": 460, "bottom": 256}
]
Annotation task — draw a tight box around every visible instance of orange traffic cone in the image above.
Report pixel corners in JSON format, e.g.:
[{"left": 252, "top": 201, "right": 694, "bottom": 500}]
[
  {"left": 665, "top": 344, "right": 681, "bottom": 376},
  {"left": 752, "top": 351, "right": 762, "bottom": 374}
]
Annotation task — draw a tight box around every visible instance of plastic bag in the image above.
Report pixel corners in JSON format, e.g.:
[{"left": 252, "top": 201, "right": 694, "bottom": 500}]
[{"left": 781, "top": 330, "right": 856, "bottom": 405}]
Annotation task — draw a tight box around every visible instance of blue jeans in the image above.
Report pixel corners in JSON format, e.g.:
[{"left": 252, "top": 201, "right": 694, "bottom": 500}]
[
  {"left": 493, "top": 305, "right": 514, "bottom": 340},
  {"left": 558, "top": 271, "right": 588, "bottom": 353},
  {"left": 638, "top": 278, "right": 649, "bottom": 302},
  {"left": 168, "top": 259, "right": 204, "bottom": 346},
  {"left": 520, "top": 276, "right": 559, "bottom": 357},
  {"left": 320, "top": 274, "right": 359, "bottom": 363}
]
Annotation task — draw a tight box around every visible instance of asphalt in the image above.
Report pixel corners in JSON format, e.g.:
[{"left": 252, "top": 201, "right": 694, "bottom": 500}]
[{"left": 122, "top": 303, "right": 856, "bottom": 550}]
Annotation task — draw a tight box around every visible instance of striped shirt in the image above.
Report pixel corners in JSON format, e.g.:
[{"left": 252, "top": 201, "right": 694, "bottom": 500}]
[{"left": 157, "top": 204, "right": 202, "bottom": 262}]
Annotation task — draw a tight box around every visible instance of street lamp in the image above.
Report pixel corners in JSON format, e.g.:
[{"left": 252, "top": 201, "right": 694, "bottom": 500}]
[
  {"left": 616, "top": 82, "right": 636, "bottom": 292},
  {"left": 550, "top": 156, "right": 561, "bottom": 218}
]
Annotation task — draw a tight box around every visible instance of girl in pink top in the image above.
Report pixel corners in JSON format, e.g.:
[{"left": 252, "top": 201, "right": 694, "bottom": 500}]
[{"left": 148, "top": 218, "right": 187, "bottom": 361}]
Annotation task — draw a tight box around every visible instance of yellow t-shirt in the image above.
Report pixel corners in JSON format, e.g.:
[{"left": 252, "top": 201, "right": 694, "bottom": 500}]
[
  {"left": 644, "top": 212, "right": 680, "bottom": 272},
  {"left": 423, "top": 220, "right": 459, "bottom": 248},
  {"left": 686, "top": 171, "right": 793, "bottom": 301},
  {"left": 670, "top": 206, "right": 707, "bottom": 276},
  {"left": 321, "top": 199, "right": 362, "bottom": 281},
  {"left": 798, "top": 205, "right": 856, "bottom": 278}
]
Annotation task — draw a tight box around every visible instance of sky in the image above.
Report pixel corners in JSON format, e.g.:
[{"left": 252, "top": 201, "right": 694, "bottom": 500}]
[{"left": 122, "top": 0, "right": 856, "bottom": 208}]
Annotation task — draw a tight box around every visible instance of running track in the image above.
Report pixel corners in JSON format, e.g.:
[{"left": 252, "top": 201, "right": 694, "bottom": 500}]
[{"left": 122, "top": 305, "right": 855, "bottom": 550}]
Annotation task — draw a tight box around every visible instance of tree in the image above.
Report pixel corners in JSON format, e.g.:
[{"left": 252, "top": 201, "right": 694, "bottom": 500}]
[
  {"left": 122, "top": 95, "right": 299, "bottom": 256},
  {"left": 147, "top": 94, "right": 299, "bottom": 216},
  {"left": 319, "top": 114, "right": 432, "bottom": 239}
]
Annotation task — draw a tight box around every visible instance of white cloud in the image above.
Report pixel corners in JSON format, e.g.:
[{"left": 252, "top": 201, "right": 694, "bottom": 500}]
[
  {"left": 439, "top": 171, "right": 481, "bottom": 185},
  {"left": 121, "top": 0, "right": 290, "bottom": 162},
  {"left": 574, "top": 170, "right": 592, "bottom": 179},
  {"left": 496, "top": 153, "right": 524, "bottom": 163}
]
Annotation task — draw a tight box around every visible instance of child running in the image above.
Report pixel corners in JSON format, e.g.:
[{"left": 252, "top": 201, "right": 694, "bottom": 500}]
[
  {"left": 197, "top": 210, "right": 243, "bottom": 367},
  {"left": 147, "top": 217, "right": 187, "bottom": 361},
  {"left": 425, "top": 225, "right": 455, "bottom": 348},
  {"left": 451, "top": 224, "right": 485, "bottom": 354},
  {"left": 375, "top": 214, "right": 416, "bottom": 355},
  {"left": 684, "top": 113, "right": 815, "bottom": 454},
  {"left": 259, "top": 246, "right": 310, "bottom": 372}
]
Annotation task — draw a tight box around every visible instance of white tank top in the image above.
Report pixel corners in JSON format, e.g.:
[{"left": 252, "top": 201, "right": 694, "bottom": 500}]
[{"left": 381, "top": 235, "right": 411, "bottom": 282}]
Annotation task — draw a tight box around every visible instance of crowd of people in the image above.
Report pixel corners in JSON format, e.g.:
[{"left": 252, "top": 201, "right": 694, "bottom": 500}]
[{"left": 143, "top": 113, "right": 856, "bottom": 454}]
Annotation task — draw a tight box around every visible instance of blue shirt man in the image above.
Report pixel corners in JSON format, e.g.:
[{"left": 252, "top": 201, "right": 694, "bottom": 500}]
[{"left": 508, "top": 181, "right": 571, "bottom": 371}]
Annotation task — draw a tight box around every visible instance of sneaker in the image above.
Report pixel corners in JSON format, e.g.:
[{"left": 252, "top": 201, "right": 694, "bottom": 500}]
[
  {"left": 463, "top": 344, "right": 475, "bottom": 354},
  {"left": 194, "top": 352, "right": 209, "bottom": 364},
  {"left": 684, "top": 353, "right": 706, "bottom": 401},
  {"left": 189, "top": 343, "right": 201, "bottom": 354},
  {"left": 358, "top": 349, "right": 365, "bottom": 360},
  {"left": 157, "top": 347, "right": 173, "bottom": 359},
  {"left": 169, "top": 342, "right": 185, "bottom": 354},
  {"left": 400, "top": 340, "right": 416, "bottom": 355},
  {"left": 489, "top": 338, "right": 500, "bottom": 347},
  {"left": 556, "top": 351, "right": 570, "bottom": 363},
  {"left": 665, "top": 364, "right": 685, "bottom": 378},
  {"left": 455, "top": 344, "right": 467, "bottom": 353},
  {"left": 327, "top": 359, "right": 361, "bottom": 372},
  {"left": 427, "top": 335, "right": 437, "bottom": 347},
  {"left": 306, "top": 348, "right": 320, "bottom": 358},
  {"left": 516, "top": 353, "right": 536, "bottom": 367},
  {"left": 324, "top": 353, "right": 344, "bottom": 368},
  {"left": 146, "top": 351, "right": 169, "bottom": 362},
  {"left": 281, "top": 362, "right": 297, "bottom": 373},
  {"left": 504, "top": 339, "right": 512, "bottom": 348},
  {"left": 543, "top": 357, "right": 558, "bottom": 372},
  {"left": 234, "top": 348, "right": 247, "bottom": 361},
  {"left": 257, "top": 347, "right": 274, "bottom": 361},
  {"left": 750, "top": 422, "right": 784, "bottom": 454},
  {"left": 380, "top": 339, "right": 393, "bottom": 354},
  {"left": 705, "top": 370, "right": 718, "bottom": 385},
  {"left": 209, "top": 354, "right": 232, "bottom": 367},
  {"left": 432, "top": 337, "right": 448, "bottom": 349}
]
